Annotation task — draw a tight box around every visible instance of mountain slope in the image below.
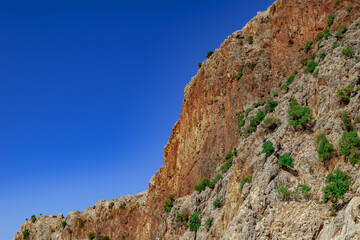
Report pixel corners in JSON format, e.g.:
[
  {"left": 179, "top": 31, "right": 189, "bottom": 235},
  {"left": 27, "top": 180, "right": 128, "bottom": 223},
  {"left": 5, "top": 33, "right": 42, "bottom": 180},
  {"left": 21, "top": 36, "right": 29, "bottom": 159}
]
[{"left": 14, "top": 0, "right": 360, "bottom": 239}]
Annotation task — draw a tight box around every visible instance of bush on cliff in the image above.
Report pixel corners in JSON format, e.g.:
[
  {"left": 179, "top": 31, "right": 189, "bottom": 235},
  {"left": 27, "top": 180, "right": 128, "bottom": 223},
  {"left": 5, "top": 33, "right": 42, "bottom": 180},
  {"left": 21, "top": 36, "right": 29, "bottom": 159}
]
[
  {"left": 315, "top": 134, "right": 336, "bottom": 160},
  {"left": 164, "top": 194, "right": 175, "bottom": 213},
  {"left": 288, "top": 99, "right": 313, "bottom": 129},
  {"left": 194, "top": 178, "right": 214, "bottom": 192},
  {"left": 189, "top": 211, "right": 202, "bottom": 232}
]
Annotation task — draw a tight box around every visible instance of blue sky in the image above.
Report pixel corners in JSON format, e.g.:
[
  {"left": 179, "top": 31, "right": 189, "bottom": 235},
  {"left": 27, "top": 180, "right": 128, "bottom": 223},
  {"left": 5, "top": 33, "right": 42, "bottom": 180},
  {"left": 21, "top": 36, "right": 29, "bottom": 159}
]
[{"left": 0, "top": 0, "right": 273, "bottom": 238}]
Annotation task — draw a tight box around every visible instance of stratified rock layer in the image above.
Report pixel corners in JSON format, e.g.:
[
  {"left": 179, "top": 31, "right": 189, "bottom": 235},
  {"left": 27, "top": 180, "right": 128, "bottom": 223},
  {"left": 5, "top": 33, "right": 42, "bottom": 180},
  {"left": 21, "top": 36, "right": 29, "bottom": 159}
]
[{"left": 14, "top": 0, "right": 360, "bottom": 239}]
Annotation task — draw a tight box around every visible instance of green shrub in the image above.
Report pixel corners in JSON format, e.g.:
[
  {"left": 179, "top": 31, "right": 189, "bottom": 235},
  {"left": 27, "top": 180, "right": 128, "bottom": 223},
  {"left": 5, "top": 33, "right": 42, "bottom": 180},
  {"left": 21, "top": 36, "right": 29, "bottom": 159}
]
[
  {"left": 119, "top": 202, "right": 126, "bottom": 209},
  {"left": 194, "top": 178, "right": 214, "bottom": 192},
  {"left": 323, "top": 168, "right": 351, "bottom": 212},
  {"left": 288, "top": 99, "right": 313, "bottom": 129},
  {"left": 315, "top": 134, "right": 336, "bottom": 160},
  {"left": 340, "top": 111, "right": 353, "bottom": 132},
  {"left": 220, "top": 158, "right": 233, "bottom": 172},
  {"left": 240, "top": 175, "right": 253, "bottom": 192},
  {"left": 213, "top": 196, "right": 222, "bottom": 208},
  {"left": 237, "top": 113, "right": 245, "bottom": 132},
  {"left": 336, "top": 25, "right": 348, "bottom": 37},
  {"left": 102, "top": 236, "right": 110, "bottom": 240},
  {"left": 316, "top": 32, "right": 324, "bottom": 42},
  {"left": 337, "top": 90, "right": 350, "bottom": 104},
  {"left": 175, "top": 211, "right": 189, "bottom": 226},
  {"left": 342, "top": 47, "right": 354, "bottom": 58},
  {"left": 245, "top": 108, "right": 253, "bottom": 117},
  {"left": 344, "top": 83, "right": 355, "bottom": 95},
  {"left": 304, "top": 60, "right": 318, "bottom": 73},
  {"left": 61, "top": 221, "right": 67, "bottom": 229},
  {"left": 211, "top": 174, "right": 223, "bottom": 186},
  {"left": 323, "top": 29, "right": 333, "bottom": 39},
  {"left": 251, "top": 83, "right": 258, "bottom": 89},
  {"left": 276, "top": 184, "right": 293, "bottom": 200},
  {"left": 31, "top": 215, "right": 36, "bottom": 223},
  {"left": 278, "top": 154, "right": 294, "bottom": 168},
  {"left": 273, "top": 92, "right": 278, "bottom": 97},
  {"left": 189, "top": 211, "right": 202, "bottom": 232},
  {"left": 164, "top": 194, "right": 175, "bottom": 213},
  {"left": 261, "top": 117, "right": 281, "bottom": 131},
  {"left": 281, "top": 69, "right": 298, "bottom": 90},
  {"left": 206, "top": 51, "right": 214, "bottom": 58},
  {"left": 225, "top": 150, "right": 234, "bottom": 160},
  {"left": 339, "top": 131, "right": 360, "bottom": 155},
  {"left": 205, "top": 217, "right": 214, "bottom": 232},
  {"left": 327, "top": 15, "right": 335, "bottom": 27},
  {"left": 236, "top": 71, "right": 243, "bottom": 80},
  {"left": 247, "top": 62, "right": 256, "bottom": 70},
  {"left": 349, "top": 150, "right": 360, "bottom": 166},
  {"left": 319, "top": 51, "right": 326, "bottom": 59},
  {"left": 260, "top": 141, "right": 275, "bottom": 156},
  {"left": 304, "top": 40, "right": 312, "bottom": 52},
  {"left": 297, "top": 184, "right": 311, "bottom": 197},
  {"left": 88, "top": 233, "right": 95, "bottom": 240},
  {"left": 247, "top": 36, "right": 254, "bottom": 44},
  {"left": 346, "top": 5, "right": 353, "bottom": 12},
  {"left": 250, "top": 110, "right": 266, "bottom": 128},
  {"left": 108, "top": 202, "right": 114, "bottom": 209},
  {"left": 264, "top": 98, "right": 278, "bottom": 113},
  {"left": 78, "top": 218, "right": 85, "bottom": 228},
  {"left": 23, "top": 229, "right": 30, "bottom": 239},
  {"left": 198, "top": 63, "right": 202, "bottom": 68}
]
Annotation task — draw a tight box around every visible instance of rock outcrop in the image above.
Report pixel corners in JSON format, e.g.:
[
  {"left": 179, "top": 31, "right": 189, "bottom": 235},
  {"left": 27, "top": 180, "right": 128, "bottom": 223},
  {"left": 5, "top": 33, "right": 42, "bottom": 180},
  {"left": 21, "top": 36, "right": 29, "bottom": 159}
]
[{"left": 14, "top": 0, "right": 360, "bottom": 239}]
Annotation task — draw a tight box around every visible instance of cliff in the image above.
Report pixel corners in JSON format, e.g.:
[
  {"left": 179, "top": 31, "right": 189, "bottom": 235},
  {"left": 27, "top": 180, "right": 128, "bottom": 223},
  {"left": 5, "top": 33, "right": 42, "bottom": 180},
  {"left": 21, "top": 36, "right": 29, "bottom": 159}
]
[{"left": 14, "top": 0, "right": 360, "bottom": 239}]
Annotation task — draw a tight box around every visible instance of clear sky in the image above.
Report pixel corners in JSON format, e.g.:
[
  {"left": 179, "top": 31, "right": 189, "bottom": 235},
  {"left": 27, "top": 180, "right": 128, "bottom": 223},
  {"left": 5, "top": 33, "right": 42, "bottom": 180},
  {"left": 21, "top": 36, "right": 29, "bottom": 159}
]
[{"left": 0, "top": 0, "right": 274, "bottom": 238}]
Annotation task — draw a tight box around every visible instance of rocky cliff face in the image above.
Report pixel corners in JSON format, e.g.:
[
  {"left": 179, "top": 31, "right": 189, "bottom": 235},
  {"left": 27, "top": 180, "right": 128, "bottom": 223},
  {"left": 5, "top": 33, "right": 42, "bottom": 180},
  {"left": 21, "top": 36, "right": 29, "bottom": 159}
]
[{"left": 14, "top": 0, "right": 360, "bottom": 239}]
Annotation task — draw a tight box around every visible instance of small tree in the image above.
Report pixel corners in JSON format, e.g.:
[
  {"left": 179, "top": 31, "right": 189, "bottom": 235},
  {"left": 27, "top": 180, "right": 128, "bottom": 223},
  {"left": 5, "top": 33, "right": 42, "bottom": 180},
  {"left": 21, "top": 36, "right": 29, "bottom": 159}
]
[
  {"left": 164, "top": 194, "right": 175, "bottom": 213},
  {"left": 323, "top": 168, "right": 351, "bottom": 214},
  {"left": 189, "top": 211, "right": 202, "bottom": 232},
  {"left": 288, "top": 99, "right": 313, "bottom": 129},
  {"left": 88, "top": 233, "right": 95, "bottom": 240},
  {"left": 315, "top": 134, "right": 336, "bottom": 160},
  {"left": 23, "top": 229, "right": 30, "bottom": 239},
  {"left": 194, "top": 178, "right": 214, "bottom": 192},
  {"left": 206, "top": 51, "right": 214, "bottom": 58},
  {"left": 61, "top": 221, "right": 67, "bottom": 229}
]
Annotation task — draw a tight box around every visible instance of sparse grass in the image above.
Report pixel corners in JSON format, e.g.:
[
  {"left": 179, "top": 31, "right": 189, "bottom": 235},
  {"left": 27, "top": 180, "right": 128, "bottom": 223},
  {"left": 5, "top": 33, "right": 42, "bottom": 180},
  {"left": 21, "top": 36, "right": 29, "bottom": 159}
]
[
  {"left": 205, "top": 217, "right": 214, "bottom": 232},
  {"left": 313, "top": 69, "right": 319, "bottom": 78},
  {"left": 342, "top": 47, "right": 354, "bottom": 58},
  {"left": 297, "top": 184, "right": 311, "bottom": 197},
  {"left": 164, "top": 194, "right": 175, "bottom": 213},
  {"left": 278, "top": 154, "right": 294, "bottom": 168},
  {"left": 237, "top": 113, "right": 245, "bottom": 132},
  {"left": 211, "top": 173, "right": 223, "bottom": 186},
  {"left": 240, "top": 175, "right": 253, "bottom": 192},
  {"left": 316, "top": 32, "right": 324, "bottom": 42},
  {"left": 247, "top": 61, "right": 256, "bottom": 70},
  {"left": 236, "top": 71, "right": 243, "bottom": 80},
  {"left": 332, "top": 43, "right": 340, "bottom": 49},
  {"left": 336, "top": 25, "right": 348, "bottom": 37},
  {"left": 261, "top": 117, "right": 281, "bottom": 131},
  {"left": 319, "top": 51, "right": 326, "bottom": 59},
  {"left": 288, "top": 99, "right": 313, "bottom": 129},
  {"left": 119, "top": 202, "right": 126, "bottom": 210},
  {"left": 253, "top": 100, "right": 266, "bottom": 108},
  {"left": 213, "top": 196, "right": 222, "bottom": 208},
  {"left": 304, "top": 40, "right": 312, "bottom": 52},
  {"left": 276, "top": 184, "right": 292, "bottom": 200},
  {"left": 340, "top": 111, "right": 353, "bottom": 132},
  {"left": 315, "top": 134, "right": 336, "bottom": 160},
  {"left": 175, "top": 211, "right": 188, "bottom": 226},
  {"left": 317, "top": 40, "right": 323, "bottom": 50}
]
